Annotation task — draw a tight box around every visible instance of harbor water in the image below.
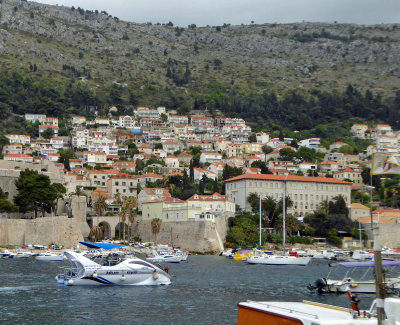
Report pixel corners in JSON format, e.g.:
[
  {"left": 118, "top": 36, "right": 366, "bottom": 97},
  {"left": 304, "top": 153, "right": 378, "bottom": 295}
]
[{"left": 0, "top": 255, "right": 374, "bottom": 324}]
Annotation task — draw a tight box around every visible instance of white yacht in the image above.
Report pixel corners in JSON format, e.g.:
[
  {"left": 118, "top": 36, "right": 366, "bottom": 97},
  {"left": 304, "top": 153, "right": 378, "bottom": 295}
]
[
  {"left": 35, "top": 251, "right": 64, "bottom": 262},
  {"left": 56, "top": 251, "right": 171, "bottom": 286},
  {"left": 146, "top": 250, "right": 182, "bottom": 263},
  {"left": 247, "top": 254, "right": 311, "bottom": 266}
]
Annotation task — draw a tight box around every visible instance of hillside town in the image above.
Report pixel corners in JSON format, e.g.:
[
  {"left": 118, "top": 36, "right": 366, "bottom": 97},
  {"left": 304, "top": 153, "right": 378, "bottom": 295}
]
[{"left": 1, "top": 107, "right": 400, "bottom": 250}]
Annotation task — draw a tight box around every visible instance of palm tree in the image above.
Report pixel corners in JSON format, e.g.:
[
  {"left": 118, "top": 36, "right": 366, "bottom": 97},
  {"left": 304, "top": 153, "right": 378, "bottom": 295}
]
[
  {"left": 94, "top": 195, "right": 107, "bottom": 216},
  {"left": 274, "top": 214, "right": 300, "bottom": 236},
  {"left": 119, "top": 207, "right": 128, "bottom": 241},
  {"left": 151, "top": 218, "right": 162, "bottom": 245},
  {"left": 391, "top": 187, "right": 399, "bottom": 208},
  {"left": 114, "top": 192, "right": 123, "bottom": 233},
  {"left": 124, "top": 197, "right": 137, "bottom": 242},
  {"left": 320, "top": 199, "right": 330, "bottom": 214},
  {"left": 69, "top": 185, "right": 86, "bottom": 197},
  {"left": 89, "top": 225, "right": 103, "bottom": 241}
]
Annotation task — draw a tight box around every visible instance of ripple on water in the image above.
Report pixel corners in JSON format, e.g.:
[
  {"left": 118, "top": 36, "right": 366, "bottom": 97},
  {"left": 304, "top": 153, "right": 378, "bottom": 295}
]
[{"left": 0, "top": 256, "right": 375, "bottom": 324}]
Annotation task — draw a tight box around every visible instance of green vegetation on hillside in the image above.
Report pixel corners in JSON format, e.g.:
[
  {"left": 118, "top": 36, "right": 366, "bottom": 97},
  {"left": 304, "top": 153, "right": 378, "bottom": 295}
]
[{"left": 1, "top": 70, "right": 399, "bottom": 141}]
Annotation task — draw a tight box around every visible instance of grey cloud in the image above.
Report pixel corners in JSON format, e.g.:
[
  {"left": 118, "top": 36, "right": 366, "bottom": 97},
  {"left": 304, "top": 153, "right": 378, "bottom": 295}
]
[{"left": 37, "top": 0, "right": 400, "bottom": 26}]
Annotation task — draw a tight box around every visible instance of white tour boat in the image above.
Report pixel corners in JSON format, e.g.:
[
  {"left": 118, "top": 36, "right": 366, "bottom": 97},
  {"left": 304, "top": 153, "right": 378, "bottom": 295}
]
[
  {"left": 56, "top": 251, "right": 171, "bottom": 286},
  {"left": 35, "top": 251, "right": 64, "bottom": 262}
]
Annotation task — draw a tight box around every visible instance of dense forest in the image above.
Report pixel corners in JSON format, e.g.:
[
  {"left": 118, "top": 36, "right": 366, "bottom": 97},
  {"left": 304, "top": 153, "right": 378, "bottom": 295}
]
[{"left": 0, "top": 71, "right": 399, "bottom": 139}]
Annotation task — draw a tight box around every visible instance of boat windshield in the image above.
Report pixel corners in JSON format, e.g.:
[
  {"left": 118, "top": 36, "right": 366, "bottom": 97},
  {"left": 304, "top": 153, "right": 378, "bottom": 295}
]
[{"left": 128, "top": 260, "right": 155, "bottom": 269}]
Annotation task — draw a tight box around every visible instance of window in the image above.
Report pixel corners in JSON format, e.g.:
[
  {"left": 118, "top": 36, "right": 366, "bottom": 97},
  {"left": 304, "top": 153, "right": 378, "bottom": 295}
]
[
  {"left": 122, "top": 182, "right": 126, "bottom": 186},
  {"left": 249, "top": 182, "right": 252, "bottom": 187},
  {"left": 115, "top": 181, "right": 119, "bottom": 186}
]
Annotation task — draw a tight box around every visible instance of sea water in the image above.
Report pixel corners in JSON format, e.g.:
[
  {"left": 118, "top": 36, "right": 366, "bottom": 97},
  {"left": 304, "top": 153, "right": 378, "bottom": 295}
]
[{"left": 0, "top": 255, "right": 374, "bottom": 324}]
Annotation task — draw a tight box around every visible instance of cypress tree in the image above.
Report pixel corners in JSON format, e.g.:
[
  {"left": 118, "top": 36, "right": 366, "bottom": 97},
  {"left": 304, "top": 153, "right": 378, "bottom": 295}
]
[
  {"left": 213, "top": 178, "right": 219, "bottom": 193},
  {"left": 189, "top": 159, "right": 194, "bottom": 183}
]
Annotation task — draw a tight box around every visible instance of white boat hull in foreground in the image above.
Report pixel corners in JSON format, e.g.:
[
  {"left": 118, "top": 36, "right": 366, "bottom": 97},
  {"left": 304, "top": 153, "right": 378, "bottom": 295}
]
[
  {"left": 238, "top": 299, "right": 400, "bottom": 325},
  {"left": 56, "top": 251, "right": 171, "bottom": 286},
  {"left": 247, "top": 255, "right": 311, "bottom": 265}
]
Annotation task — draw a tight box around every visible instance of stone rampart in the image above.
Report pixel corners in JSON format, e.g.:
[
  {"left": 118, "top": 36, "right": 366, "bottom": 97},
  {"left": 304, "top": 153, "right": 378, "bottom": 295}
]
[
  {"left": 0, "top": 216, "right": 83, "bottom": 248},
  {"left": 133, "top": 216, "right": 228, "bottom": 253}
]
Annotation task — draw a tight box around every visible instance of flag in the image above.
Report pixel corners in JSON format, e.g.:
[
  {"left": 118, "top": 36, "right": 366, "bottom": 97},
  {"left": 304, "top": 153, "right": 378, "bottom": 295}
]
[{"left": 371, "top": 153, "right": 400, "bottom": 175}]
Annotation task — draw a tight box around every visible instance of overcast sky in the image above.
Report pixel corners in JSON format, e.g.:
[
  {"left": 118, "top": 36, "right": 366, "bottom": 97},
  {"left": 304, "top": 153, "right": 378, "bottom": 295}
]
[{"left": 36, "top": 0, "right": 400, "bottom": 27}]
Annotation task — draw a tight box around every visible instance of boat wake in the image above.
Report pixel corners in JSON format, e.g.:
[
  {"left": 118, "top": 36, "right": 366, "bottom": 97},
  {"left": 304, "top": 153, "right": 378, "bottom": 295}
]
[{"left": 0, "top": 285, "right": 36, "bottom": 293}]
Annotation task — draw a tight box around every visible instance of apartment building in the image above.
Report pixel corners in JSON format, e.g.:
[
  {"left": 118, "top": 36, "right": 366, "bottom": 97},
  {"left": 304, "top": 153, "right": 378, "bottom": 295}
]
[
  {"left": 351, "top": 124, "right": 368, "bottom": 138},
  {"left": 71, "top": 116, "right": 86, "bottom": 125},
  {"left": 5, "top": 134, "right": 30, "bottom": 145},
  {"left": 142, "top": 193, "right": 235, "bottom": 223},
  {"left": 225, "top": 174, "right": 351, "bottom": 217},
  {"left": 108, "top": 174, "right": 138, "bottom": 198}
]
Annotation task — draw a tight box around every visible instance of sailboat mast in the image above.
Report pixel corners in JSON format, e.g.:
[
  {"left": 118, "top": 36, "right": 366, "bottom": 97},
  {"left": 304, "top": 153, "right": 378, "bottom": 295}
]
[
  {"left": 259, "top": 194, "right": 262, "bottom": 247},
  {"left": 282, "top": 177, "right": 286, "bottom": 255}
]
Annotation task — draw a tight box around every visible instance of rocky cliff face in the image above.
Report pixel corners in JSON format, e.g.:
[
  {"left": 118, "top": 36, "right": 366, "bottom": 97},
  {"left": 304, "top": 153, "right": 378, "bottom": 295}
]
[{"left": 0, "top": 0, "right": 399, "bottom": 95}]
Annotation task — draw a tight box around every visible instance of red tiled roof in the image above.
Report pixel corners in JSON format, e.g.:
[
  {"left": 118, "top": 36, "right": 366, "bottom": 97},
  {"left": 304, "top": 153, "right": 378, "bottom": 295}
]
[
  {"left": 5, "top": 154, "right": 32, "bottom": 158},
  {"left": 319, "top": 161, "right": 339, "bottom": 165},
  {"left": 187, "top": 192, "right": 232, "bottom": 202},
  {"left": 137, "top": 173, "right": 163, "bottom": 178},
  {"left": 166, "top": 172, "right": 184, "bottom": 177}
]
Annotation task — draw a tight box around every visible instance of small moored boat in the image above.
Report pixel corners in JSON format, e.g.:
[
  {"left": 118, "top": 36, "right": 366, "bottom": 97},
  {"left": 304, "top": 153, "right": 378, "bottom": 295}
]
[{"left": 35, "top": 251, "right": 64, "bottom": 262}]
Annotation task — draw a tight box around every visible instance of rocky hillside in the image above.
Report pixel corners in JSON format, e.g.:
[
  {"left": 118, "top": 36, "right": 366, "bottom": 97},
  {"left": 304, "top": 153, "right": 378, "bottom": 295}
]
[{"left": 0, "top": 0, "right": 400, "bottom": 102}]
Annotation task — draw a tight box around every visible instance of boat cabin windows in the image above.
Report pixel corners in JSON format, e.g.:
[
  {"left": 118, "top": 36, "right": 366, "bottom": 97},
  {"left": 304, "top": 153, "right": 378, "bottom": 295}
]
[{"left": 129, "top": 260, "right": 154, "bottom": 268}]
